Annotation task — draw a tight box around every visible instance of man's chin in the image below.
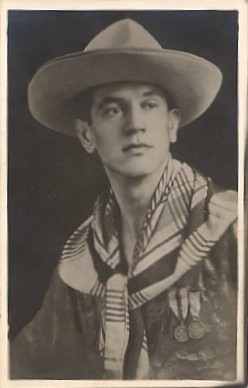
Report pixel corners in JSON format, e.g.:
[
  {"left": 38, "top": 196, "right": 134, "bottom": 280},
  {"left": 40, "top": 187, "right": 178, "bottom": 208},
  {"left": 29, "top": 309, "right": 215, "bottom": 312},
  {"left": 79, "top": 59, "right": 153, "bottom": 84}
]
[
  {"left": 109, "top": 167, "right": 157, "bottom": 180},
  {"left": 104, "top": 160, "right": 166, "bottom": 181}
]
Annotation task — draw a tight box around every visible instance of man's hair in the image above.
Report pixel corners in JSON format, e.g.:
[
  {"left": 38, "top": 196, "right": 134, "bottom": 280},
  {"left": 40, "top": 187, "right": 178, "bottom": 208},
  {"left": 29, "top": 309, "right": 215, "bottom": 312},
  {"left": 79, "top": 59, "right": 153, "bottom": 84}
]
[
  {"left": 72, "top": 83, "right": 176, "bottom": 125},
  {"left": 72, "top": 87, "right": 95, "bottom": 125}
]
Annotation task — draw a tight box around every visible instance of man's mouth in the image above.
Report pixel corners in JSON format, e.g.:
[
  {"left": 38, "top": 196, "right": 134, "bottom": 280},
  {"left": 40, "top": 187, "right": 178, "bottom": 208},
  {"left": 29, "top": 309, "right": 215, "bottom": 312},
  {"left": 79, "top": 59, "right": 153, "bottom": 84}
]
[{"left": 122, "top": 143, "right": 153, "bottom": 152}]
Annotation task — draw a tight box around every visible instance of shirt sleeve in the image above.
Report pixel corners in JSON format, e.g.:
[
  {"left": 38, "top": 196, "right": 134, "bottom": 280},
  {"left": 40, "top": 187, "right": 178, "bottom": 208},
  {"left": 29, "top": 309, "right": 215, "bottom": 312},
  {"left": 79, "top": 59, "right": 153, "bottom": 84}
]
[{"left": 9, "top": 269, "right": 103, "bottom": 379}]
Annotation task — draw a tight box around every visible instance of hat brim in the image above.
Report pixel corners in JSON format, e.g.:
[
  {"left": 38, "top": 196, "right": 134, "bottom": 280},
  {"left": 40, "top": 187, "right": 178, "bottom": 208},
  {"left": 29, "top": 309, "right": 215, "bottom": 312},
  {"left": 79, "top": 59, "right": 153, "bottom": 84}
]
[{"left": 28, "top": 48, "right": 222, "bottom": 136}]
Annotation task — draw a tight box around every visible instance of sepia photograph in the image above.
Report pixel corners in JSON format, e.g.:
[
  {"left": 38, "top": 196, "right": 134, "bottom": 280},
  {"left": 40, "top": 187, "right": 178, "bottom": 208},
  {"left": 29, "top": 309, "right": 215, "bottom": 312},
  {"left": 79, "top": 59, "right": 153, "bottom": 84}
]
[{"left": 1, "top": 2, "right": 247, "bottom": 387}]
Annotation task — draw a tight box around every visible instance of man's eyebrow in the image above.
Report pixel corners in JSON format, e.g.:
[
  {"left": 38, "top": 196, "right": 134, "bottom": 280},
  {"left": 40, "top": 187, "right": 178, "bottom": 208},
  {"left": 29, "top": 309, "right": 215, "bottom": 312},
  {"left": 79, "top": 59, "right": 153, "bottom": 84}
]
[
  {"left": 142, "top": 88, "right": 166, "bottom": 98},
  {"left": 95, "top": 96, "right": 123, "bottom": 111}
]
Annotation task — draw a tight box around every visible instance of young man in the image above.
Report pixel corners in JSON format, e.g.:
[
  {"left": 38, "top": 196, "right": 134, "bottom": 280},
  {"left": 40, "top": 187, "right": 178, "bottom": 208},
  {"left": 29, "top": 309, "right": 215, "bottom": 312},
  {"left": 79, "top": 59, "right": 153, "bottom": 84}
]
[{"left": 10, "top": 18, "right": 237, "bottom": 380}]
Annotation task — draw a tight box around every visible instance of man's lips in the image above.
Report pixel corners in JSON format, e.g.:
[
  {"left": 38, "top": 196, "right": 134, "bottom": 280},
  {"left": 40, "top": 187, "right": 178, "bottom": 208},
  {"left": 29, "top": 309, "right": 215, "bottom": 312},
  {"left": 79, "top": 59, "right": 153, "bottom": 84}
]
[{"left": 122, "top": 143, "right": 153, "bottom": 152}]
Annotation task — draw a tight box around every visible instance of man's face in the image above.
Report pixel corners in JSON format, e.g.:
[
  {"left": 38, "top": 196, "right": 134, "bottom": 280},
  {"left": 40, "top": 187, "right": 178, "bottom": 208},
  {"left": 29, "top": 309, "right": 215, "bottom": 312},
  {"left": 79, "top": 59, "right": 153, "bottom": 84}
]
[{"left": 76, "top": 83, "right": 180, "bottom": 179}]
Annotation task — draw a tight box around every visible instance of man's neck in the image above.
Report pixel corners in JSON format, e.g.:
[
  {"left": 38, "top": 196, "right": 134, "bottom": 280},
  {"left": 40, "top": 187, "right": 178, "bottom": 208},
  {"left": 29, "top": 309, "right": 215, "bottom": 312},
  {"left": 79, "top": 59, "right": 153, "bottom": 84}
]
[{"left": 105, "top": 159, "right": 169, "bottom": 238}]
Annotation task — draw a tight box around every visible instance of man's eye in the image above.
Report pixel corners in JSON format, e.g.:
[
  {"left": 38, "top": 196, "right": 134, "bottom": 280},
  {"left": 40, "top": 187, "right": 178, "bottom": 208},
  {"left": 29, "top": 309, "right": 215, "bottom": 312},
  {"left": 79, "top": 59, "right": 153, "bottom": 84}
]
[
  {"left": 142, "top": 99, "right": 159, "bottom": 110},
  {"left": 102, "top": 105, "right": 122, "bottom": 117}
]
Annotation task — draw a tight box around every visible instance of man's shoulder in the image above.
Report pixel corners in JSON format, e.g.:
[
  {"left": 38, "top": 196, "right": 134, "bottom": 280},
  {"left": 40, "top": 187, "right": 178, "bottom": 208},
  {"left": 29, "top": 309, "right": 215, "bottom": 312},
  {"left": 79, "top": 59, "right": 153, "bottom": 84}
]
[
  {"left": 173, "top": 159, "right": 237, "bottom": 218},
  {"left": 61, "top": 215, "right": 93, "bottom": 258},
  {"left": 173, "top": 158, "right": 207, "bottom": 181},
  {"left": 173, "top": 159, "right": 209, "bottom": 197},
  {"left": 58, "top": 215, "right": 99, "bottom": 294},
  {"left": 174, "top": 158, "right": 237, "bottom": 198}
]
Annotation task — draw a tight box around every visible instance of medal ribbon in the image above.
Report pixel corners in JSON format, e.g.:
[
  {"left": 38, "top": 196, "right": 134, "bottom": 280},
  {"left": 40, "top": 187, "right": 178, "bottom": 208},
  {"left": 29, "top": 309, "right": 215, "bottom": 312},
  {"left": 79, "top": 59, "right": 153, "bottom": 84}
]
[
  {"left": 189, "top": 291, "right": 201, "bottom": 319},
  {"left": 168, "top": 287, "right": 189, "bottom": 324}
]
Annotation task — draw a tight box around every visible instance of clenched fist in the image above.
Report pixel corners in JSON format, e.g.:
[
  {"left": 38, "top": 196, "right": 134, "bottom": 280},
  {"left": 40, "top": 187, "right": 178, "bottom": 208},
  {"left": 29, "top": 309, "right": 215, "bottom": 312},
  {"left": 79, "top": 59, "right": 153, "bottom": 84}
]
[{"left": 207, "top": 190, "right": 237, "bottom": 238}]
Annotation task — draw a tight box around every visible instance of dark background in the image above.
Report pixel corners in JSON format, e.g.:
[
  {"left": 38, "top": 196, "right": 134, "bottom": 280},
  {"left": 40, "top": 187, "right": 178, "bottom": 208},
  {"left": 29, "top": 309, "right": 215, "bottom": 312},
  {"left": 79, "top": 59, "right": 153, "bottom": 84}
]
[{"left": 8, "top": 10, "right": 238, "bottom": 338}]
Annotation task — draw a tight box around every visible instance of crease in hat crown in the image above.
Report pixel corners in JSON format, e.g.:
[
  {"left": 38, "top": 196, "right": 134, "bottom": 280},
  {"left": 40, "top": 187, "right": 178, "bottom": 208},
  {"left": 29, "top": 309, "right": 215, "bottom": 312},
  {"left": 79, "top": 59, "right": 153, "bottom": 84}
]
[{"left": 84, "top": 18, "right": 162, "bottom": 51}]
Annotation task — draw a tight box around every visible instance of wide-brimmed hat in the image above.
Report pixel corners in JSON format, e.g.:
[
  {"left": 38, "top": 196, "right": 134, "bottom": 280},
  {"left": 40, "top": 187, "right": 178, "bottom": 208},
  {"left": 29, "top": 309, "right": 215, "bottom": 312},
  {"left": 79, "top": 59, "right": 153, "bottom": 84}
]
[{"left": 28, "top": 18, "right": 222, "bottom": 136}]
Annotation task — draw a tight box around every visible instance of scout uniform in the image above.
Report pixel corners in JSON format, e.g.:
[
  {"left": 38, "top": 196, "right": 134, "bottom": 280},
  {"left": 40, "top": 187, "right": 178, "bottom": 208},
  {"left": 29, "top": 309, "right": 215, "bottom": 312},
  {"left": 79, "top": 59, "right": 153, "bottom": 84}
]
[{"left": 10, "top": 157, "right": 237, "bottom": 380}]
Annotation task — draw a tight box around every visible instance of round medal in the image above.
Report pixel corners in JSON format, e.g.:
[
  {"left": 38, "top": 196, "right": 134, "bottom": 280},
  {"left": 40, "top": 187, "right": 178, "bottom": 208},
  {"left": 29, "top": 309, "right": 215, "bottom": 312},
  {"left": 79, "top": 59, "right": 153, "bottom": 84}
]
[
  {"left": 173, "top": 324, "right": 189, "bottom": 343},
  {"left": 187, "top": 320, "right": 206, "bottom": 340}
]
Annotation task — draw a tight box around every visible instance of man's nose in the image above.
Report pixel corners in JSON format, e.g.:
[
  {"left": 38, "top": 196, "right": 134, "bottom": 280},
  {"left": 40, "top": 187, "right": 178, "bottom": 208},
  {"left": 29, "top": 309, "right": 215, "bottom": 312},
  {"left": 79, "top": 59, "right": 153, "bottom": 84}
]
[{"left": 124, "top": 105, "right": 146, "bottom": 134}]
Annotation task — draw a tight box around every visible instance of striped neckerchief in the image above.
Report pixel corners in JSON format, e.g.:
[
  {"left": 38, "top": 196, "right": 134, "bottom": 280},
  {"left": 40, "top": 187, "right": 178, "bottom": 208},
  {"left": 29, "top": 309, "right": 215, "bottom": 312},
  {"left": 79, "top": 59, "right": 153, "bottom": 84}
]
[{"left": 59, "top": 157, "right": 236, "bottom": 379}]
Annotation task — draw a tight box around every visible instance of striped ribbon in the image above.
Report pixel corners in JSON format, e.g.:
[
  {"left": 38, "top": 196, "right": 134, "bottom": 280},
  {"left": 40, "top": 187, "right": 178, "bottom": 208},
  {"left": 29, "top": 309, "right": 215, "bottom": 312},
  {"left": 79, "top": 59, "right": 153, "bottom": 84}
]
[{"left": 104, "top": 274, "right": 129, "bottom": 378}]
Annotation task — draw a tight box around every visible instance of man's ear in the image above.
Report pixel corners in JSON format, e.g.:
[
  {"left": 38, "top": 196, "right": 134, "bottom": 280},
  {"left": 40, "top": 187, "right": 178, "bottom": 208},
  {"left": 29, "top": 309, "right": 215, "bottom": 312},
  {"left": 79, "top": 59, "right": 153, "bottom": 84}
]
[
  {"left": 168, "top": 109, "right": 180, "bottom": 143},
  {"left": 74, "top": 119, "right": 95, "bottom": 154}
]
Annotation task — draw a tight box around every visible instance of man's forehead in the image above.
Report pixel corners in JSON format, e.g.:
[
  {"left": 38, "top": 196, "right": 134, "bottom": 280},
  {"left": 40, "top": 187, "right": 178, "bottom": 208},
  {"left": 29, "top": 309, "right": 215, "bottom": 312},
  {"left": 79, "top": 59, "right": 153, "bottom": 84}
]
[{"left": 92, "top": 82, "right": 167, "bottom": 103}]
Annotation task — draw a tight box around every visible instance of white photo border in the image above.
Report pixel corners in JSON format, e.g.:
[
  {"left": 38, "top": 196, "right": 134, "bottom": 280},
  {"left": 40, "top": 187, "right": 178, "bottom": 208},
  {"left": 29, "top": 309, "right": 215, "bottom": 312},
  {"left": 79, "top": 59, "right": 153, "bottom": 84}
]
[{"left": 1, "top": 1, "right": 247, "bottom": 387}]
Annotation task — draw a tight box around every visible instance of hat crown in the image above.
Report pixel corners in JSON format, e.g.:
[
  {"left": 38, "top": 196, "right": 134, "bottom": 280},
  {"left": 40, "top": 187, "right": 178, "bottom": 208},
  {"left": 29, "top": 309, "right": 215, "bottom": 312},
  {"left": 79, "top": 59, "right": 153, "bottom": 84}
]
[{"left": 84, "top": 18, "right": 162, "bottom": 51}]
